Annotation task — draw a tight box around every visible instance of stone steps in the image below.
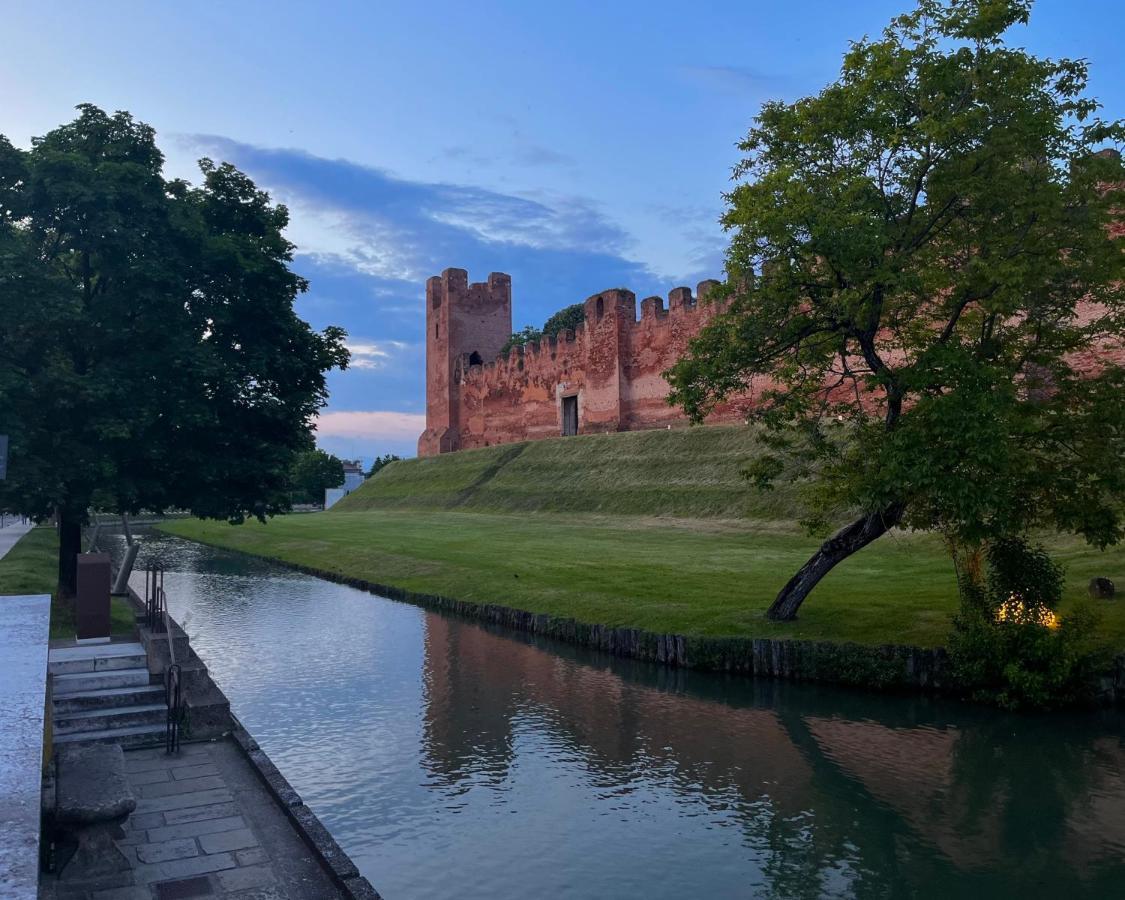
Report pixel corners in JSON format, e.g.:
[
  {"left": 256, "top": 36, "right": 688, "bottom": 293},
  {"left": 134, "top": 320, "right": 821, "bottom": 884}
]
[
  {"left": 54, "top": 703, "right": 167, "bottom": 735},
  {"left": 52, "top": 683, "right": 166, "bottom": 713},
  {"left": 49, "top": 643, "right": 168, "bottom": 749},
  {"left": 52, "top": 667, "right": 154, "bottom": 696},
  {"left": 47, "top": 641, "right": 147, "bottom": 676},
  {"left": 53, "top": 722, "right": 167, "bottom": 749}
]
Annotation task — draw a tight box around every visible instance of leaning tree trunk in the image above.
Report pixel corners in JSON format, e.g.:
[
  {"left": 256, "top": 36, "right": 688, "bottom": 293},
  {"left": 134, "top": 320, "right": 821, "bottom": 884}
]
[
  {"left": 767, "top": 502, "right": 906, "bottom": 621},
  {"left": 57, "top": 508, "right": 84, "bottom": 597}
]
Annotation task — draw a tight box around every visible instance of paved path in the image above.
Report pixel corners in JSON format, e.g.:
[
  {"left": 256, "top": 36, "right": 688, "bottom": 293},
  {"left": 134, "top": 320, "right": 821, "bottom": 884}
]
[
  {"left": 41, "top": 738, "right": 344, "bottom": 899},
  {"left": 0, "top": 520, "right": 34, "bottom": 563}
]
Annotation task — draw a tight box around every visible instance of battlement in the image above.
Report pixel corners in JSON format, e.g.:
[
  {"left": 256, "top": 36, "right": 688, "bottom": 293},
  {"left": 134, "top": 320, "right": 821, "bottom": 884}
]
[{"left": 419, "top": 268, "right": 746, "bottom": 455}]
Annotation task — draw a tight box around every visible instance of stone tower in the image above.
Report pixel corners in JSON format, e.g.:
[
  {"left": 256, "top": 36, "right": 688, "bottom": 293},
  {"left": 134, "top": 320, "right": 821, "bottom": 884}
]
[{"left": 418, "top": 268, "right": 512, "bottom": 456}]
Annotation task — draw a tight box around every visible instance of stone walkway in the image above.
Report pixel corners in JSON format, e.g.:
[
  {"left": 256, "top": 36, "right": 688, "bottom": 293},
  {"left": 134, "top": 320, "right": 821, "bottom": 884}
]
[
  {"left": 0, "top": 519, "right": 34, "bottom": 562},
  {"left": 41, "top": 738, "right": 344, "bottom": 900}
]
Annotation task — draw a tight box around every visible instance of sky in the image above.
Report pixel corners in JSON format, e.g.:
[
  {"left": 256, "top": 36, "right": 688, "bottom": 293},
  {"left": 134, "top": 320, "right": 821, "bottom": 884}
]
[{"left": 3, "top": 0, "right": 1123, "bottom": 461}]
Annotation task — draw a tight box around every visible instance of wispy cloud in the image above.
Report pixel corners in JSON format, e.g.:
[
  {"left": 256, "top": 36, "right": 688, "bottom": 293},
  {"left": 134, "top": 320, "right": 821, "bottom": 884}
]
[
  {"left": 344, "top": 339, "right": 410, "bottom": 370},
  {"left": 315, "top": 410, "right": 426, "bottom": 441},
  {"left": 175, "top": 135, "right": 678, "bottom": 454},
  {"left": 678, "top": 64, "right": 791, "bottom": 95}
]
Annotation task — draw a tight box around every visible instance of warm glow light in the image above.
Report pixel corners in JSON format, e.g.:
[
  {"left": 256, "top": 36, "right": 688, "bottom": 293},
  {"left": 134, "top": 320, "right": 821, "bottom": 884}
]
[{"left": 995, "top": 593, "right": 1060, "bottom": 629}]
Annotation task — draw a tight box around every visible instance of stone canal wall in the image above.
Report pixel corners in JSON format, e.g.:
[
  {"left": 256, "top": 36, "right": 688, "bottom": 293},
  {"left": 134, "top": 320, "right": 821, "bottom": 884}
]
[
  {"left": 119, "top": 580, "right": 380, "bottom": 898},
  {"left": 165, "top": 533, "right": 1125, "bottom": 704}
]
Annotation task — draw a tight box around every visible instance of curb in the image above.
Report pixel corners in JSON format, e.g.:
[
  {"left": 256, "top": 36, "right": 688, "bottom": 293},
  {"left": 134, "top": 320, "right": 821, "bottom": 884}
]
[{"left": 230, "top": 716, "right": 382, "bottom": 900}]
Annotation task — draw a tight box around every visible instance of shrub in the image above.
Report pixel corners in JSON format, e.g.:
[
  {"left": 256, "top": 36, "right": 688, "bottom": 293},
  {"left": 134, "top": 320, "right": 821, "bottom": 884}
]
[{"left": 949, "top": 537, "right": 1107, "bottom": 709}]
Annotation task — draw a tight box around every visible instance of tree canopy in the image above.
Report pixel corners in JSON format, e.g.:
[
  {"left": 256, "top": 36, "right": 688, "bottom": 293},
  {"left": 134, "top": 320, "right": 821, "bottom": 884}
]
[
  {"left": 667, "top": 0, "right": 1125, "bottom": 619},
  {"left": 502, "top": 303, "right": 587, "bottom": 355},
  {"left": 0, "top": 105, "right": 349, "bottom": 591},
  {"left": 290, "top": 449, "right": 345, "bottom": 506}
]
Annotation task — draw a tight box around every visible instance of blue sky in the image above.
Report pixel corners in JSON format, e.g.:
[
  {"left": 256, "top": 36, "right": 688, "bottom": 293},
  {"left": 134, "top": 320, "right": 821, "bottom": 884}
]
[{"left": 3, "top": 0, "right": 1123, "bottom": 460}]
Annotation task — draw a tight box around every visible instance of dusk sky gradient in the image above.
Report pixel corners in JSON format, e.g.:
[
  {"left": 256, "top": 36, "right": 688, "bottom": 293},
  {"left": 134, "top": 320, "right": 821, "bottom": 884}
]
[{"left": 4, "top": 0, "right": 1123, "bottom": 460}]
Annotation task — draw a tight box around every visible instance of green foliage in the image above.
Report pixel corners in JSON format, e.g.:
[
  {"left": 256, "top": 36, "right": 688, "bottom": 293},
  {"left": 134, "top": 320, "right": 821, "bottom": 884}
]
[
  {"left": 501, "top": 325, "right": 542, "bottom": 356},
  {"left": 0, "top": 105, "right": 349, "bottom": 584},
  {"left": 290, "top": 449, "right": 345, "bottom": 505},
  {"left": 366, "top": 453, "right": 402, "bottom": 478},
  {"left": 501, "top": 303, "right": 587, "bottom": 355},
  {"left": 667, "top": 0, "right": 1125, "bottom": 614},
  {"left": 0, "top": 527, "right": 134, "bottom": 639},
  {"left": 542, "top": 303, "right": 586, "bottom": 338},
  {"left": 949, "top": 537, "right": 1108, "bottom": 708}
]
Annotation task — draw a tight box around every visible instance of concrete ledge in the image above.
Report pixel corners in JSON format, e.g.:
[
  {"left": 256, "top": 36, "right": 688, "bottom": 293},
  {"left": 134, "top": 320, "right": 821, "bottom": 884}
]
[{"left": 231, "top": 717, "right": 380, "bottom": 899}]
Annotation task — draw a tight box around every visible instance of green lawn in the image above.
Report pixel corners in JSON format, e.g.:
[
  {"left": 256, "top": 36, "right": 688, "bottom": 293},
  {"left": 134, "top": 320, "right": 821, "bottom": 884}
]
[
  {"left": 0, "top": 526, "right": 136, "bottom": 639},
  {"left": 160, "top": 510, "right": 1125, "bottom": 649}
]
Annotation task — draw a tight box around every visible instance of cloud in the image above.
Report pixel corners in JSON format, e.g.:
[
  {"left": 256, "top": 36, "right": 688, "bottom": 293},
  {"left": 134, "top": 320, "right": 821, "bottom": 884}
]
[
  {"left": 181, "top": 134, "right": 639, "bottom": 285},
  {"left": 344, "top": 339, "right": 410, "bottom": 371},
  {"left": 315, "top": 410, "right": 426, "bottom": 441},
  {"left": 174, "top": 135, "right": 684, "bottom": 436},
  {"left": 679, "top": 64, "right": 790, "bottom": 95}
]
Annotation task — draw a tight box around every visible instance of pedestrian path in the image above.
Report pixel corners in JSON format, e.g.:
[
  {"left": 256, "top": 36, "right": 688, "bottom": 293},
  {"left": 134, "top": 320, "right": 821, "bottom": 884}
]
[
  {"left": 0, "top": 519, "right": 34, "bottom": 562},
  {"left": 40, "top": 738, "right": 348, "bottom": 899}
]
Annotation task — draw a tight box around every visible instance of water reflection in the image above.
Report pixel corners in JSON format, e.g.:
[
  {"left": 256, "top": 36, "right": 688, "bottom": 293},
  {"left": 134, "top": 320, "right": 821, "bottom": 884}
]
[{"left": 108, "top": 531, "right": 1125, "bottom": 899}]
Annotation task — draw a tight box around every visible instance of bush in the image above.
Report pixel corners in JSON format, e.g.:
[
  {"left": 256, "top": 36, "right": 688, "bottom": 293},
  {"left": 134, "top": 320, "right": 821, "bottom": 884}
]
[{"left": 949, "top": 537, "right": 1107, "bottom": 709}]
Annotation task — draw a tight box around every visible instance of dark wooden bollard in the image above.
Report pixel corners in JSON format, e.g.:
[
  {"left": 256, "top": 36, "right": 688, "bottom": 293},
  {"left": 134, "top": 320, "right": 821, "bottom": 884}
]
[{"left": 76, "top": 553, "right": 111, "bottom": 642}]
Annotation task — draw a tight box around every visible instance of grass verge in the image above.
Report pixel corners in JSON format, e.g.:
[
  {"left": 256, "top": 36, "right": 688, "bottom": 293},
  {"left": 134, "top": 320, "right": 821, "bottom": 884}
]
[
  {"left": 159, "top": 510, "right": 1125, "bottom": 649},
  {"left": 0, "top": 526, "right": 136, "bottom": 639}
]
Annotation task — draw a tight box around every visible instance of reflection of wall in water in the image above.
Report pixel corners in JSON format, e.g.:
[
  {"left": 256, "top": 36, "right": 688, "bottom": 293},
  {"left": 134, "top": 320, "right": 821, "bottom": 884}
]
[{"left": 420, "top": 614, "right": 1125, "bottom": 881}]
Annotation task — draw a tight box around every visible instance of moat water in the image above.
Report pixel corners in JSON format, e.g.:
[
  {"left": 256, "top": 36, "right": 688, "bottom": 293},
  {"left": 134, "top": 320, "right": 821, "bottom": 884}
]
[{"left": 108, "top": 530, "right": 1125, "bottom": 900}]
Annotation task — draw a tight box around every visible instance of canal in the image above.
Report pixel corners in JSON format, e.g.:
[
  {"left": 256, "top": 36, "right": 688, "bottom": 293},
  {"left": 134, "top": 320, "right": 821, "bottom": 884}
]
[{"left": 108, "top": 530, "right": 1125, "bottom": 899}]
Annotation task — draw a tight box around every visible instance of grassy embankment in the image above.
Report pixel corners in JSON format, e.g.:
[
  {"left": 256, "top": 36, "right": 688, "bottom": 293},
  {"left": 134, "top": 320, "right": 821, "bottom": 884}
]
[
  {"left": 160, "top": 426, "right": 1125, "bottom": 649},
  {"left": 0, "top": 526, "right": 135, "bottom": 639}
]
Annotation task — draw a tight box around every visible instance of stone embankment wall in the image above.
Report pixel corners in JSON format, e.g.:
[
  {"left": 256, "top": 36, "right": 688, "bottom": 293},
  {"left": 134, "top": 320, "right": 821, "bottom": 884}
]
[
  {"left": 172, "top": 535, "right": 1125, "bottom": 705},
  {"left": 120, "top": 579, "right": 379, "bottom": 899}
]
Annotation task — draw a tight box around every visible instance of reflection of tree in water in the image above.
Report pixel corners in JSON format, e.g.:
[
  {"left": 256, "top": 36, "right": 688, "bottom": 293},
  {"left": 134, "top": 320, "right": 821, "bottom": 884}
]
[
  {"left": 417, "top": 616, "right": 1125, "bottom": 898},
  {"left": 948, "top": 712, "right": 1120, "bottom": 875}
]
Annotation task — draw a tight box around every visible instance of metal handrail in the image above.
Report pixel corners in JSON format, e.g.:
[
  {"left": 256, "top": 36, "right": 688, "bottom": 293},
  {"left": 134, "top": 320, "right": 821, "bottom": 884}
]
[
  {"left": 165, "top": 663, "right": 184, "bottom": 755},
  {"left": 144, "top": 565, "right": 166, "bottom": 633}
]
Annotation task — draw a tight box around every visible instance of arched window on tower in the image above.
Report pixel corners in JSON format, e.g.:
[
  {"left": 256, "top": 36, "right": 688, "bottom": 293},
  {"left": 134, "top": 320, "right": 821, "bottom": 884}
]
[
  {"left": 468, "top": 351, "right": 483, "bottom": 366},
  {"left": 595, "top": 297, "right": 605, "bottom": 320}
]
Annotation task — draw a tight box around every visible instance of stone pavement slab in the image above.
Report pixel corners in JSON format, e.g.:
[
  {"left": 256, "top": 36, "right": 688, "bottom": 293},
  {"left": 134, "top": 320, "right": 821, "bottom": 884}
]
[
  {"left": 39, "top": 737, "right": 344, "bottom": 899},
  {"left": 1, "top": 593, "right": 51, "bottom": 900}
]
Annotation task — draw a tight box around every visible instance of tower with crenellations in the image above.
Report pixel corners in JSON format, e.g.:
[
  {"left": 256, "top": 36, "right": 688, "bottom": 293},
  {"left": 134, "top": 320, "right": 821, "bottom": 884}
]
[
  {"left": 418, "top": 268, "right": 512, "bottom": 456},
  {"left": 418, "top": 268, "right": 750, "bottom": 456}
]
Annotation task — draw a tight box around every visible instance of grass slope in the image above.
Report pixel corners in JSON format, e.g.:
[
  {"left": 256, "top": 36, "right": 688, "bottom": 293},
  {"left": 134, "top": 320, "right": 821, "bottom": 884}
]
[
  {"left": 161, "top": 509, "right": 1125, "bottom": 649},
  {"left": 0, "top": 526, "right": 135, "bottom": 639},
  {"left": 335, "top": 426, "right": 804, "bottom": 519}
]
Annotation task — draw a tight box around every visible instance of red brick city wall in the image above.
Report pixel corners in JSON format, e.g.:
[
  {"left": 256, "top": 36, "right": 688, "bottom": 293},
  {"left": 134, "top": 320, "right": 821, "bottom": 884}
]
[
  {"left": 418, "top": 268, "right": 755, "bottom": 456},
  {"left": 418, "top": 267, "right": 1125, "bottom": 457}
]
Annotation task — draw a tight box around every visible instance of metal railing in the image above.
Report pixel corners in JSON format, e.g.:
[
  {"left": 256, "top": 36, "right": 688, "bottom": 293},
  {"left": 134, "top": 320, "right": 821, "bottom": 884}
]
[
  {"left": 165, "top": 663, "right": 184, "bottom": 754},
  {"left": 144, "top": 565, "right": 166, "bottom": 633}
]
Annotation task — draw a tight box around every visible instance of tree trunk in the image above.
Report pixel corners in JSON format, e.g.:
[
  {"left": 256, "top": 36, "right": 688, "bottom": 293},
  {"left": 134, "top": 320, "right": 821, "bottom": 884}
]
[
  {"left": 767, "top": 503, "right": 906, "bottom": 621},
  {"left": 57, "top": 509, "right": 83, "bottom": 597}
]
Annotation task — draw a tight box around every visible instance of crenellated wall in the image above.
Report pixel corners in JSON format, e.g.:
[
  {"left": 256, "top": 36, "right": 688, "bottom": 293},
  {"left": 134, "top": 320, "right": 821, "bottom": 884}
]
[{"left": 419, "top": 269, "right": 757, "bottom": 455}]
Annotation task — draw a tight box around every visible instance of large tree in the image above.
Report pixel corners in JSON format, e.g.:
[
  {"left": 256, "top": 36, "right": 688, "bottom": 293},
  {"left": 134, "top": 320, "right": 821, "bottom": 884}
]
[
  {"left": 0, "top": 106, "right": 349, "bottom": 593},
  {"left": 668, "top": 0, "right": 1125, "bottom": 620},
  {"left": 290, "top": 449, "right": 345, "bottom": 506}
]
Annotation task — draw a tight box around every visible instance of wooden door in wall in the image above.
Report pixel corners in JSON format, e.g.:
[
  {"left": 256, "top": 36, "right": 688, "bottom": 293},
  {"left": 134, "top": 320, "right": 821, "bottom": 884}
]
[{"left": 562, "top": 396, "right": 578, "bottom": 436}]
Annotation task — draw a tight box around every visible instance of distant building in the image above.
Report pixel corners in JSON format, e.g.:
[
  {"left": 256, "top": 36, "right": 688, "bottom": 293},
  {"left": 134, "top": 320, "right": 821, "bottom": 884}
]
[{"left": 324, "top": 459, "right": 367, "bottom": 509}]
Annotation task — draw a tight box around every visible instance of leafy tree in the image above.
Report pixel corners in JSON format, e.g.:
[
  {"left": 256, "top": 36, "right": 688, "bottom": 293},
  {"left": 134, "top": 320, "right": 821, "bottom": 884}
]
[
  {"left": 501, "top": 302, "right": 588, "bottom": 354},
  {"left": 290, "top": 449, "right": 345, "bottom": 506},
  {"left": 0, "top": 105, "right": 349, "bottom": 593},
  {"left": 541, "top": 303, "right": 586, "bottom": 338},
  {"left": 668, "top": 0, "right": 1125, "bottom": 620},
  {"left": 500, "top": 325, "right": 542, "bottom": 356},
  {"left": 366, "top": 453, "right": 402, "bottom": 478}
]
